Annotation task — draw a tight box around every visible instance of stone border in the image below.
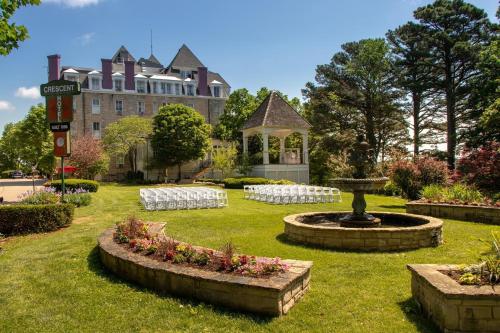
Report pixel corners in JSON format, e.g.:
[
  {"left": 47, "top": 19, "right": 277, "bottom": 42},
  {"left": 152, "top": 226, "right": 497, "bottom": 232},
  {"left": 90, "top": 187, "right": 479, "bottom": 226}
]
[
  {"left": 406, "top": 201, "right": 500, "bottom": 225},
  {"left": 408, "top": 264, "right": 500, "bottom": 332},
  {"left": 284, "top": 211, "right": 443, "bottom": 251},
  {"left": 98, "top": 227, "right": 312, "bottom": 316}
]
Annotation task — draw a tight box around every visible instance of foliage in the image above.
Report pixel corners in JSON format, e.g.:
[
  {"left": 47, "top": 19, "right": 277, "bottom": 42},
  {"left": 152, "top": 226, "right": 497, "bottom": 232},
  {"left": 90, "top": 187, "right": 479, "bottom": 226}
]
[
  {"left": 0, "top": 170, "right": 15, "bottom": 178},
  {"left": 151, "top": 104, "right": 211, "bottom": 181},
  {"left": 223, "top": 177, "right": 294, "bottom": 189},
  {"left": 412, "top": 0, "right": 496, "bottom": 169},
  {"left": 20, "top": 189, "right": 59, "bottom": 205},
  {"left": 453, "top": 141, "right": 500, "bottom": 194},
  {"left": 0, "top": 203, "right": 74, "bottom": 235},
  {"left": 211, "top": 143, "right": 237, "bottom": 179},
  {"left": 421, "top": 184, "right": 486, "bottom": 205},
  {"left": 235, "top": 154, "right": 253, "bottom": 176},
  {"left": 381, "top": 181, "right": 401, "bottom": 197},
  {"left": 62, "top": 191, "right": 91, "bottom": 207},
  {"left": 44, "top": 179, "right": 99, "bottom": 192},
  {"left": 68, "top": 135, "right": 109, "bottom": 179},
  {"left": 0, "top": 0, "right": 40, "bottom": 56},
  {"left": 390, "top": 157, "right": 448, "bottom": 200},
  {"left": 303, "top": 38, "right": 407, "bottom": 163},
  {"left": 102, "top": 116, "right": 152, "bottom": 173},
  {"left": 0, "top": 104, "right": 54, "bottom": 175},
  {"left": 458, "top": 232, "right": 500, "bottom": 285}
]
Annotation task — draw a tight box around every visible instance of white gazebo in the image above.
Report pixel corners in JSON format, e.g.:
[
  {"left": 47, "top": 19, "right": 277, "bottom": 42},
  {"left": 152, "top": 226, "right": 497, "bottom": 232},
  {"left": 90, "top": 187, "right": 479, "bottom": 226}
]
[{"left": 242, "top": 91, "right": 311, "bottom": 184}]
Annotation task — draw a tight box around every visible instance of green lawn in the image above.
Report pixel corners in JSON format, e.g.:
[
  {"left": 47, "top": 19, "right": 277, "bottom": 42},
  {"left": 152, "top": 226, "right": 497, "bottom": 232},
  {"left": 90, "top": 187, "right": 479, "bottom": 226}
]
[{"left": 1, "top": 184, "right": 498, "bottom": 333}]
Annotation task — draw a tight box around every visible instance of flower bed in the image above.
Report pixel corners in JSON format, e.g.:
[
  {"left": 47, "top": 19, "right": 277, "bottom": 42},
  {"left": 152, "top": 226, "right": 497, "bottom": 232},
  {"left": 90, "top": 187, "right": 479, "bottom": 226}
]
[
  {"left": 406, "top": 201, "right": 500, "bottom": 225},
  {"left": 408, "top": 264, "right": 500, "bottom": 332},
  {"left": 98, "top": 219, "right": 312, "bottom": 316},
  {"left": 44, "top": 179, "right": 99, "bottom": 192}
]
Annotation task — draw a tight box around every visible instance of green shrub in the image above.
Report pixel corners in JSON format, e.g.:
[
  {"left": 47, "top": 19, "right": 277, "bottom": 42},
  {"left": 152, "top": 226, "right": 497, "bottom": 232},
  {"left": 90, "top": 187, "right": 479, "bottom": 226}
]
[
  {"left": 421, "top": 183, "right": 485, "bottom": 204},
  {"left": 44, "top": 179, "right": 99, "bottom": 192},
  {"left": 421, "top": 184, "right": 446, "bottom": 202},
  {"left": 222, "top": 177, "right": 294, "bottom": 189},
  {"left": 62, "top": 193, "right": 92, "bottom": 207},
  {"left": 0, "top": 204, "right": 74, "bottom": 235},
  {"left": 21, "top": 191, "right": 59, "bottom": 205},
  {"left": 1, "top": 170, "right": 15, "bottom": 179},
  {"left": 381, "top": 181, "right": 400, "bottom": 196}
]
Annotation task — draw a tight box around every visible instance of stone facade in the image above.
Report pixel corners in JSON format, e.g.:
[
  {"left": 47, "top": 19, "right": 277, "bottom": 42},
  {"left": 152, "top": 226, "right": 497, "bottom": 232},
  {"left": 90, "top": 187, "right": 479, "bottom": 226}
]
[
  {"left": 98, "top": 227, "right": 312, "bottom": 316},
  {"left": 408, "top": 264, "right": 500, "bottom": 333},
  {"left": 406, "top": 202, "right": 500, "bottom": 225},
  {"left": 284, "top": 211, "right": 443, "bottom": 251}
]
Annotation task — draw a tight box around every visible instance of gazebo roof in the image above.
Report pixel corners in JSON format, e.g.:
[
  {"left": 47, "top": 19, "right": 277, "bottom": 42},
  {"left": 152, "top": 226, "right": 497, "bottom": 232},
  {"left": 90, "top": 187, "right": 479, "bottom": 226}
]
[{"left": 242, "top": 91, "right": 311, "bottom": 130}]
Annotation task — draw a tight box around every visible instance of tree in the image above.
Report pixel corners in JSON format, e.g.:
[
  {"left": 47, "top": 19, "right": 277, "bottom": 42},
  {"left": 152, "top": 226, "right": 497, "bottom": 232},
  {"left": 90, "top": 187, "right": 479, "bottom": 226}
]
[
  {"left": 102, "top": 116, "right": 152, "bottom": 173},
  {"left": 304, "top": 38, "right": 407, "bottom": 162},
  {"left": 151, "top": 104, "right": 211, "bottom": 181},
  {"left": 211, "top": 143, "right": 237, "bottom": 179},
  {"left": 1, "top": 0, "right": 41, "bottom": 56},
  {"left": 387, "top": 22, "right": 446, "bottom": 157},
  {"left": 18, "top": 104, "right": 54, "bottom": 174},
  {"left": 0, "top": 123, "right": 21, "bottom": 171},
  {"left": 412, "top": 0, "right": 495, "bottom": 169},
  {"left": 68, "top": 135, "right": 109, "bottom": 179}
]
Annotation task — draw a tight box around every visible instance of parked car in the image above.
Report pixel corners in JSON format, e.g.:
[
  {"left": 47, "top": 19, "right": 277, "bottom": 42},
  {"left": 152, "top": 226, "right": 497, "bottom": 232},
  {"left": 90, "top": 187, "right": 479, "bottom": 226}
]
[{"left": 11, "top": 170, "right": 23, "bottom": 179}]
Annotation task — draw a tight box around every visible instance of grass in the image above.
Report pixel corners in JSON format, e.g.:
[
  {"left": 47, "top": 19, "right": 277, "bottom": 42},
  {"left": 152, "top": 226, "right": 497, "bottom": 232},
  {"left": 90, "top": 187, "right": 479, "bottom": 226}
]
[{"left": 0, "top": 183, "right": 499, "bottom": 333}]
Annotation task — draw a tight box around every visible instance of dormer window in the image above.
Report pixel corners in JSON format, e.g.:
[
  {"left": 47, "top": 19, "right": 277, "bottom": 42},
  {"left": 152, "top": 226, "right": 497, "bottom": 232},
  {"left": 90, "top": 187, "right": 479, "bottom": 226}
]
[
  {"left": 213, "top": 86, "right": 221, "bottom": 97},
  {"left": 152, "top": 81, "right": 158, "bottom": 94},
  {"left": 88, "top": 70, "right": 102, "bottom": 90},
  {"left": 137, "top": 80, "right": 146, "bottom": 93},
  {"left": 186, "top": 84, "right": 195, "bottom": 96},
  {"left": 210, "top": 80, "right": 223, "bottom": 98},
  {"left": 63, "top": 68, "right": 79, "bottom": 82},
  {"left": 116, "top": 54, "right": 123, "bottom": 64},
  {"left": 112, "top": 72, "right": 124, "bottom": 92},
  {"left": 180, "top": 70, "right": 191, "bottom": 79},
  {"left": 91, "top": 77, "right": 100, "bottom": 90},
  {"left": 175, "top": 83, "right": 181, "bottom": 95}
]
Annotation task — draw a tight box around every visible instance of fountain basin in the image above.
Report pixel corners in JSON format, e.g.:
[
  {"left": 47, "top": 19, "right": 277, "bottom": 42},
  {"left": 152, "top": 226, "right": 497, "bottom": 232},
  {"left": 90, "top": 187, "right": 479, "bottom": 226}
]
[
  {"left": 284, "top": 211, "right": 443, "bottom": 251},
  {"left": 331, "top": 177, "right": 389, "bottom": 192}
]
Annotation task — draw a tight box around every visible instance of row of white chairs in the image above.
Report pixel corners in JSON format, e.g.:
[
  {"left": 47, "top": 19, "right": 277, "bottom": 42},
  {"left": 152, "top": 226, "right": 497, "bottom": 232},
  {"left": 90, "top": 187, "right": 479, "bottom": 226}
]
[
  {"left": 140, "top": 187, "right": 228, "bottom": 211},
  {"left": 243, "top": 185, "right": 342, "bottom": 204}
]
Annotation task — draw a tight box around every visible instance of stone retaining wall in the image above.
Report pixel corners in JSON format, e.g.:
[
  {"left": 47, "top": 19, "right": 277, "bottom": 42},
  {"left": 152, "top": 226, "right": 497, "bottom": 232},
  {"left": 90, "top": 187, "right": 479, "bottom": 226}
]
[
  {"left": 98, "top": 228, "right": 312, "bottom": 316},
  {"left": 284, "top": 212, "right": 443, "bottom": 251},
  {"left": 406, "top": 202, "right": 500, "bottom": 225},
  {"left": 408, "top": 264, "right": 500, "bottom": 332}
]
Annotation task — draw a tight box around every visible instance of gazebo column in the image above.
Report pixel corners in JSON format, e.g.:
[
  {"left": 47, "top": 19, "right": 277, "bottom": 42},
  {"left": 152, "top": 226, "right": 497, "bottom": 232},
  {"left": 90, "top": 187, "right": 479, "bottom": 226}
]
[
  {"left": 302, "top": 132, "right": 309, "bottom": 164},
  {"left": 263, "top": 131, "right": 269, "bottom": 165},
  {"left": 279, "top": 137, "right": 285, "bottom": 164}
]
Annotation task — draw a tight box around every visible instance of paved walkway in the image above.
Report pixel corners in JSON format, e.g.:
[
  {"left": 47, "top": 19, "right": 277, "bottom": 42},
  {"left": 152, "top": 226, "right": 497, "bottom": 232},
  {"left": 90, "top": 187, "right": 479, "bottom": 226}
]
[{"left": 0, "top": 179, "right": 47, "bottom": 203}]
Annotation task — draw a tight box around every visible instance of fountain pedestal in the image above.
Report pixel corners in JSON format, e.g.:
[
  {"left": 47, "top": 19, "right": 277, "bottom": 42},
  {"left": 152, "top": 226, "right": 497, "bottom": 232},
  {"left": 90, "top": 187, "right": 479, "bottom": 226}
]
[{"left": 331, "top": 178, "right": 388, "bottom": 228}]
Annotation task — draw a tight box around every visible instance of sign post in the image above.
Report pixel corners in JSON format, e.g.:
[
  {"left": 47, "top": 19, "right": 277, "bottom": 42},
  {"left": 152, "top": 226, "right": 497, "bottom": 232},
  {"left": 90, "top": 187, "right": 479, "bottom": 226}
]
[{"left": 40, "top": 79, "right": 81, "bottom": 199}]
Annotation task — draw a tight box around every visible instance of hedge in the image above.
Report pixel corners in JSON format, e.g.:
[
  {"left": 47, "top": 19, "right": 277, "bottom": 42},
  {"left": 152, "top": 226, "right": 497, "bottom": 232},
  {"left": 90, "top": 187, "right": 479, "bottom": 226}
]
[
  {"left": 223, "top": 177, "right": 294, "bottom": 189},
  {"left": 0, "top": 204, "right": 74, "bottom": 235},
  {"left": 1, "top": 170, "right": 15, "bottom": 179},
  {"left": 44, "top": 179, "right": 99, "bottom": 192}
]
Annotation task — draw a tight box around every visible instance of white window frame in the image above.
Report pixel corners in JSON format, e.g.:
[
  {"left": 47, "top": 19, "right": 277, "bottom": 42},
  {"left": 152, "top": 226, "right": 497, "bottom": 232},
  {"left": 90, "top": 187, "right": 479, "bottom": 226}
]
[
  {"left": 137, "top": 101, "right": 145, "bottom": 115},
  {"left": 113, "top": 78, "right": 123, "bottom": 92},
  {"left": 64, "top": 74, "right": 79, "bottom": 82},
  {"left": 175, "top": 83, "right": 181, "bottom": 95},
  {"left": 90, "top": 76, "right": 102, "bottom": 90},
  {"left": 136, "top": 80, "right": 146, "bottom": 93},
  {"left": 92, "top": 122, "right": 101, "bottom": 139},
  {"left": 160, "top": 82, "right": 166, "bottom": 94},
  {"left": 115, "top": 99, "right": 123, "bottom": 115},
  {"left": 91, "top": 98, "right": 100, "bottom": 114}
]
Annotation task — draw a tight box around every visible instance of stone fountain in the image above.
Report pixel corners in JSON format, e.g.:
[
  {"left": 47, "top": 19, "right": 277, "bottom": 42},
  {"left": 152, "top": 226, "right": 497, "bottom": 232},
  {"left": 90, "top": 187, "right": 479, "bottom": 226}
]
[
  {"left": 331, "top": 134, "right": 388, "bottom": 228},
  {"left": 283, "top": 134, "right": 443, "bottom": 251}
]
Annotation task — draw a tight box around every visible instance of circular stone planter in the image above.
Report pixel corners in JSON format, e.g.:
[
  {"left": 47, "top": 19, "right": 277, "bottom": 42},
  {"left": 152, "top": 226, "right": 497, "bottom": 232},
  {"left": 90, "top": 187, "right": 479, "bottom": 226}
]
[{"left": 284, "top": 211, "right": 443, "bottom": 251}]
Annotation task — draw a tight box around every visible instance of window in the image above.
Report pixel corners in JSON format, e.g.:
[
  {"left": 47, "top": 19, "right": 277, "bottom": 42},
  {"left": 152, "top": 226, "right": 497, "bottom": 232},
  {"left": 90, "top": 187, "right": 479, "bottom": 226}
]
[
  {"left": 92, "top": 122, "right": 101, "bottom": 139},
  {"left": 137, "top": 101, "right": 145, "bottom": 115},
  {"left": 72, "top": 98, "right": 77, "bottom": 113},
  {"left": 166, "top": 83, "right": 172, "bottom": 94},
  {"left": 115, "top": 100, "right": 123, "bottom": 115},
  {"left": 181, "top": 70, "right": 191, "bottom": 79},
  {"left": 114, "top": 79, "right": 123, "bottom": 92},
  {"left": 65, "top": 74, "right": 78, "bottom": 82},
  {"left": 91, "top": 77, "right": 101, "bottom": 90},
  {"left": 152, "top": 81, "right": 158, "bottom": 94},
  {"left": 175, "top": 83, "right": 181, "bottom": 95},
  {"left": 160, "top": 82, "right": 166, "bottom": 94},
  {"left": 92, "top": 98, "right": 100, "bottom": 114},
  {"left": 213, "top": 86, "right": 221, "bottom": 98},
  {"left": 116, "top": 155, "right": 125, "bottom": 168},
  {"left": 136, "top": 80, "right": 146, "bottom": 93},
  {"left": 116, "top": 54, "right": 123, "bottom": 64},
  {"left": 186, "top": 84, "right": 195, "bottom": 96}
]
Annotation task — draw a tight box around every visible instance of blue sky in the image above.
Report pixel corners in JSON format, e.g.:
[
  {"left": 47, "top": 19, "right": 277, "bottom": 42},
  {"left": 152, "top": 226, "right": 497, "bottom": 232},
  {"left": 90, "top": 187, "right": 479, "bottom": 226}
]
[{"left": 0, "top": 0, "right": 497, "bottom": 130}]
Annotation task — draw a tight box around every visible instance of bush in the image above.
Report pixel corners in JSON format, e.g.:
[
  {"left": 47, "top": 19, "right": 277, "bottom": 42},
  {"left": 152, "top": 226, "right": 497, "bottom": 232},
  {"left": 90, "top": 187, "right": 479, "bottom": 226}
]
[
  {"left": 454, "top": 141, "right": 500, "bottom": 194},
  {"left": 421, "top": 183, "right": 485, "bottom": 205},
  {"left": 21, "top": 191, "right": 59, "bottom": 205},
  {"left": 223, "top": 177, "right": 294, "bottom": 189},
  {"left": 0, "top": 204, "right": 74, "bottom": 235},
  {"left": 62, "top": 193, "right": 92, "bottom": 207},
  {"left": 381, "top": 180, "right": 401, "bottom": 196},
  {"left": 1, "top": 170, "right": 15, "bottom": 179},
  {"left": 126, "top": 171, "right": 144, "bottom": 181},
  {"left": 44, "top": 179, "right": 99, "bottom": 192},
  {"left": 390, "top": 157, "right": 448, "bottom": 200}
]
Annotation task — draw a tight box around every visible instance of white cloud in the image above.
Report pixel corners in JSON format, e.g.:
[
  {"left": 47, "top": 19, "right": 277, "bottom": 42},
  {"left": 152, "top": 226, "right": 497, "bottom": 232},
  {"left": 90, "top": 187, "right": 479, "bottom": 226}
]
[
  {"left": 15, "top": 86, "right": 41, "bottom": 99},
  {"left": 76, "top": 32, "right": 95, "bottom": 46},
  {"left": 0, "top": 100, "right": 15, "bottom": 112},
  {"left": 44, "top": 0, "right": 101, "bottom": 8}
]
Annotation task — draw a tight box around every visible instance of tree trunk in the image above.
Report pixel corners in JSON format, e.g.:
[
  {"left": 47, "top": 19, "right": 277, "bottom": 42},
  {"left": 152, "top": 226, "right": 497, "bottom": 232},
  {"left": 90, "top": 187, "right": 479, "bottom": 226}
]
[
  {"left": 128, "top": 151, "right": 134, "bottom": 173},
  {"left": 177, "top": 164, "right": 182, "bottom": 182},
  {"left": 444, "top": 53, "right": 456, "bottom": 170},
  {"left": 413, "top": 92, "right": 421, "bottom": 159}
]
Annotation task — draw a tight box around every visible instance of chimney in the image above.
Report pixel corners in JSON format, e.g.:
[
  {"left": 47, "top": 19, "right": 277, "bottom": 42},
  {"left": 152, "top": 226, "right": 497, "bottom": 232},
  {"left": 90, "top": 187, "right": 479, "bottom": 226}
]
[
  {"left": 197, "top": 66, "right": 208, "bottom": 96},
  {"left": 101, "top": 59, "right": 112, "bottom": 89},
  {"left": 47, "top": 54, "right": 60, "bottom": 81},
  {"left": 125, "top": 60, "right": 135, "bottom": 91}
]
